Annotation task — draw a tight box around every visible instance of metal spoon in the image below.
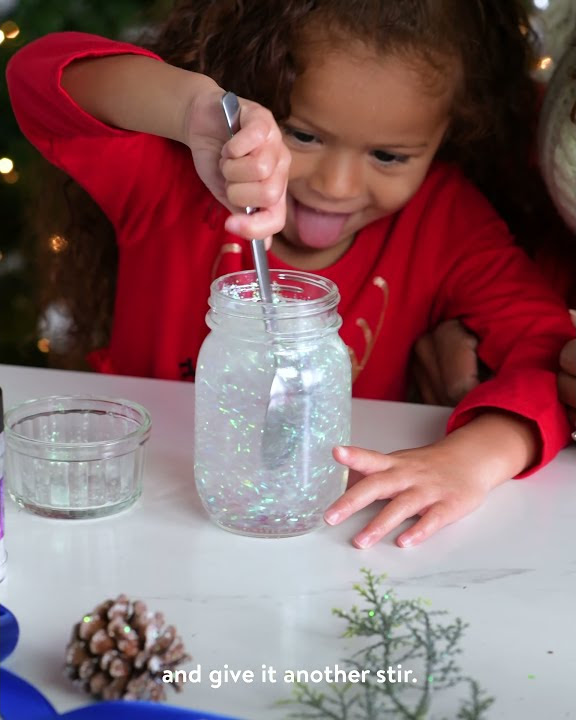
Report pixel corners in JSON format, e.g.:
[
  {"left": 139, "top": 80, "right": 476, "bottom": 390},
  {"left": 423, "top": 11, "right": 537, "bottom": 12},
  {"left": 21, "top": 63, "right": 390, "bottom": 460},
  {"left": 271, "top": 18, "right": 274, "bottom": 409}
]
[
  {"left": 221, "top": 92, "right": 275, "bottom": 323},
  {"left": 221, "top": 92, "right": 302, "bottom": 467}
]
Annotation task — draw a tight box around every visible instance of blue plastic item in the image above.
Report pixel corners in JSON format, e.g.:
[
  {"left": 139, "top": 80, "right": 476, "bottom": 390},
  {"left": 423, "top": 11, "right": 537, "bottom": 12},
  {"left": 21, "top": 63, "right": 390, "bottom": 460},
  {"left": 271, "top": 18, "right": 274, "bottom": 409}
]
[
  {"left": 62, "top": 703, "right": 245, "bottom": 719},
  {"left": 0, "top": 668, "right": 58, "bottom": 720},
  {"left": 0, "top": 604, "right": 20, "bottom": 661},
  {"left": 0, "top": 604, "right": 247, "bottom": 720}
]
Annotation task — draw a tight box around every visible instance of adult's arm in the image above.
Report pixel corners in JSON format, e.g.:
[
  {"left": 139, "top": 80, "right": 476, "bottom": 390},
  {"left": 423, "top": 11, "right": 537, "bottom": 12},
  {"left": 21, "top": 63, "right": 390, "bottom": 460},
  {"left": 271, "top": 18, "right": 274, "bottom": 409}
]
[
  {"left": 425, "top": 172, "right": 575, "bottom": 473},
  {"left": 558, "top": 312, "right": 576, "bottom": 431}
]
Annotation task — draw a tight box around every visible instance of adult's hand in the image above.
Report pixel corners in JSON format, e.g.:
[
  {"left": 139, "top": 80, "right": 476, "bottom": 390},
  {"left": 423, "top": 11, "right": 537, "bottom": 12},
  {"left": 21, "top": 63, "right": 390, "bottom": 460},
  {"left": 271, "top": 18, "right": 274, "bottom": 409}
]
[
  {"left": 558, "top": 311, "right": 576, "bottom": 433},
  {"left": 412, "top": 319, "right": 480, "bottom": 406}
]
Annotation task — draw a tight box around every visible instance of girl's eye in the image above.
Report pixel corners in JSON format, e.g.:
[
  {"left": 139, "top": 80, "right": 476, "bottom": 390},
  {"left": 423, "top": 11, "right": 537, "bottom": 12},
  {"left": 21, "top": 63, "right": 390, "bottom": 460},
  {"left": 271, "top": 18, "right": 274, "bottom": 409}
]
[
  {"left": 373, "top": 150, "right": 409, "bottom": 165},
  {"left": 284, "top": 127, "right": 317, "bottom": 144}
]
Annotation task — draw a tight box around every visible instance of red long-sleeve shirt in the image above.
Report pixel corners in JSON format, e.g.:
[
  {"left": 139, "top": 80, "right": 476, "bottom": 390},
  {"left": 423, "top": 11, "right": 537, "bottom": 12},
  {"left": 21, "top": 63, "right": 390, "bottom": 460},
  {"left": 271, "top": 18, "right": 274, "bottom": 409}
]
[{"left": 7, "top": 32, "right": 575, "bottom": 472}]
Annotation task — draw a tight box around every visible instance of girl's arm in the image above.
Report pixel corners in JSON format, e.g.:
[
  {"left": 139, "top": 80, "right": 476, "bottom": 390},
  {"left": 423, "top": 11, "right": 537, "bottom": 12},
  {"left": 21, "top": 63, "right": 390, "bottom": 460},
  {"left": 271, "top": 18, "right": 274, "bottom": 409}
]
[
  {"left": 325, "top": 411, "right": 537, "bottom": 549},
  {"left": 61, "top": 54, "right": 220, "bottom": 145},
  {"left": 60, "top": 53, "right": 289, "bottom": 241},
  {"left": 7, "top": 34, "right": 289, "bottom": 242}
]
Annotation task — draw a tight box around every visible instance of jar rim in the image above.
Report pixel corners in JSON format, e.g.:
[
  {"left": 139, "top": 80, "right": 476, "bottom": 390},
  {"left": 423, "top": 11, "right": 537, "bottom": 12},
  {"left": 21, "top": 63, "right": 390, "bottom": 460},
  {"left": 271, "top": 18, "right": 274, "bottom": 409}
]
[
  {"left": 209, "top": 269, "right": 340, "bottom": 320},
  {"left": 4, "top": 395, "right": 151, "bottom": 452}
]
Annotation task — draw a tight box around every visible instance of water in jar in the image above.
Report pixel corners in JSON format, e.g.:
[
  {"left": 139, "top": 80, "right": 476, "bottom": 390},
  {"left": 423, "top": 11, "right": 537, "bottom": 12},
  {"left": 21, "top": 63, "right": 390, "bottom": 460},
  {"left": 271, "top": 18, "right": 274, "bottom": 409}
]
[{"left": 194, "top": 330, "right": 351, "bottom": 537}]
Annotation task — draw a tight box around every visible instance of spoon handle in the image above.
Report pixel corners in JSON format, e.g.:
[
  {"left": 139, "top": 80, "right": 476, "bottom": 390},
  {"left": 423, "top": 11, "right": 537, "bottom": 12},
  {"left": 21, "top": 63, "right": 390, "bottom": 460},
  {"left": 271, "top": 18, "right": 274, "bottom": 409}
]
[
  {"left": 250, "top": 239, "right": 274, "bottom": 304},
  {"left": 221, "top": 92, "right": 274, "bottom": 305}
]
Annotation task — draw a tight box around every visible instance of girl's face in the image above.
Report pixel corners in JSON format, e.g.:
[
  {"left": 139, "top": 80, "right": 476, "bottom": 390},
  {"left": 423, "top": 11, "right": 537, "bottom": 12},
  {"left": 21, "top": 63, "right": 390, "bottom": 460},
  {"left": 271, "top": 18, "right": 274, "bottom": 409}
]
[{"left": 274, "top": 39, "right": 457, "bottom": 268}]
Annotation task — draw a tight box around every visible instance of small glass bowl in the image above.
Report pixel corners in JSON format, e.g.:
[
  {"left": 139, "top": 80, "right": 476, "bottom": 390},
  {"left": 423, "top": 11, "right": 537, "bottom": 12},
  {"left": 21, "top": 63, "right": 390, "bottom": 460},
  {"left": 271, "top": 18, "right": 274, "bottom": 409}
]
[{"left": 4, "top": 396, "right": 151, "bottom": 519}]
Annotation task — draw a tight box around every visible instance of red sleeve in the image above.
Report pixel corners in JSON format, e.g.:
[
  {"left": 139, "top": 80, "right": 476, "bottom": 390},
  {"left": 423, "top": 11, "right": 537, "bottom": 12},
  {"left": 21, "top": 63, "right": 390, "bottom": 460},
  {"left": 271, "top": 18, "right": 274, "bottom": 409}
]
[
  {"left": 6, "top": 32, "right": 190, "bottom": 241},
  {"left": 430, "top": 174, "right": 575, "bottom": 475},
  {"left": 535, "top": 245, "right": 576, "bottom": 308}
]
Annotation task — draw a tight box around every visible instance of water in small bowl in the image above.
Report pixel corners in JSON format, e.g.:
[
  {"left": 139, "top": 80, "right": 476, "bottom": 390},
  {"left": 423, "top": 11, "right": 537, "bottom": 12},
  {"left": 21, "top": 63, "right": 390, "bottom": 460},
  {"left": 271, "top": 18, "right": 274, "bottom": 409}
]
[{"left": 4, "top": 396, "right": 151, "bottom": 519}]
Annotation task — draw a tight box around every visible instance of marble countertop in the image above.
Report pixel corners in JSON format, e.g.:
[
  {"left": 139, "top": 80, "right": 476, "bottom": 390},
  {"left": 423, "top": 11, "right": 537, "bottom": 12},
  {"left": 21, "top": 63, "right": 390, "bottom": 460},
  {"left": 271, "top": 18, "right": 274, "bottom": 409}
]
[{"left": 1, "top": 363, "right": 575, "bottom": 719}]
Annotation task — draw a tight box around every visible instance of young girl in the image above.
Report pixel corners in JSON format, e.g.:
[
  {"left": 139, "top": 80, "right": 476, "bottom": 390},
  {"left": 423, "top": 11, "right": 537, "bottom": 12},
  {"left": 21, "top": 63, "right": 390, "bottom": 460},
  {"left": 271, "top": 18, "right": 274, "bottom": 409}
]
[{"left": 7, "top": 0, "right": 575, "bottom": 549}]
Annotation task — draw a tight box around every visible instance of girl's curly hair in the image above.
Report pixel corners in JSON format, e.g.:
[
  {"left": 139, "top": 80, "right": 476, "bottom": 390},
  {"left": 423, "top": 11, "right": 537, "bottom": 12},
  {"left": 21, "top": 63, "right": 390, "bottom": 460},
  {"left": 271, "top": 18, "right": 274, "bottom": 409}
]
[{"left": 35, "top": 0, "right": 565, "bottom": 366}]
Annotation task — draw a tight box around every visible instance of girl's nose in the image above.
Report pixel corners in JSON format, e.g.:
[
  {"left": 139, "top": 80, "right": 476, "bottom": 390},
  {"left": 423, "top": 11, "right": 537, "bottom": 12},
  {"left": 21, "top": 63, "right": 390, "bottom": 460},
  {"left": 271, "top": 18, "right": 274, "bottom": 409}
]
[{"left": 308, "top": 150, "right": 364, "bottom": 201}]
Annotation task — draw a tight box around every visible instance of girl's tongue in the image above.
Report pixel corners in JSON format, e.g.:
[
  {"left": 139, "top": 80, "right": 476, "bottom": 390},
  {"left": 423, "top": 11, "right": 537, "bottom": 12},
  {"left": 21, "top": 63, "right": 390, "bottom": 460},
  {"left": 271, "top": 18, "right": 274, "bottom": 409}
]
[{"left": 294, "top": 200, "right": 349, "bottom": 249}]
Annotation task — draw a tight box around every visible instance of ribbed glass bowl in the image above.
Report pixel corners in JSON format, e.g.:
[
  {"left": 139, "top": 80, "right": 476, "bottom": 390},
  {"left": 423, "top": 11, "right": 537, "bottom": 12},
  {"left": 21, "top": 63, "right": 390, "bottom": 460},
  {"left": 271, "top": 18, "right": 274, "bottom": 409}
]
[{"left": 4, "top": 396, "right": 151, "bottom": 519}]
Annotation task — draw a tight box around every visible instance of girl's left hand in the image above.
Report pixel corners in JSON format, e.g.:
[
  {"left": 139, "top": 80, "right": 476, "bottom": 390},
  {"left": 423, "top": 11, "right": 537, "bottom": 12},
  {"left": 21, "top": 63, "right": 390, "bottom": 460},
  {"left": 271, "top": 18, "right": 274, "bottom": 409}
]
[{"left": 324, "top": 444, "right": 496, "bottom": 549}]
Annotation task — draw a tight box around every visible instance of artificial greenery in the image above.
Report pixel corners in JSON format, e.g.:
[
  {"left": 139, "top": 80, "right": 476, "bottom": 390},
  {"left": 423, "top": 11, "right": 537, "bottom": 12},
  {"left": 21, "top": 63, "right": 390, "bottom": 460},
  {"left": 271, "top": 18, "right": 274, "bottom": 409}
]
[{"left": 282, "top": 570, "right": 494, "bottom": 720}]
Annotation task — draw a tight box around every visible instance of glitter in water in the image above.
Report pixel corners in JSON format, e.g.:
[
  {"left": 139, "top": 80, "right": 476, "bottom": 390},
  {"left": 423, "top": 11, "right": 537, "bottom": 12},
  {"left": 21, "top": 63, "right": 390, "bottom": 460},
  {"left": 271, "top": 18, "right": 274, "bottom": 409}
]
[{"left": 195, "top": 335, "right": 350, "bottom": 537}]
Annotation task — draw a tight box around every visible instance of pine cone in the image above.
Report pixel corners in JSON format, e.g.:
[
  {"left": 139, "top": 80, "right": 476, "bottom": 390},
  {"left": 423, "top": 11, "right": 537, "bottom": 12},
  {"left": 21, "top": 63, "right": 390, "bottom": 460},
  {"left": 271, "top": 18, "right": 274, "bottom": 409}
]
[{"left": 65, "top": 594, "right": 191, "bottom": 701}]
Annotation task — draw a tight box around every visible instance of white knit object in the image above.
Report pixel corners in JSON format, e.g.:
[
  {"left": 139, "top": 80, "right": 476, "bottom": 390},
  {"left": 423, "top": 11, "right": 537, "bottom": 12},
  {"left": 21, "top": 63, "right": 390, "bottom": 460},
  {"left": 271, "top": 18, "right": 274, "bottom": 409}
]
[
  {"left": 539, "top": 37, "right": 576, "bottom": 233},
  {"left": 537, "top": 0, "right": 576, "bottom": 63}
]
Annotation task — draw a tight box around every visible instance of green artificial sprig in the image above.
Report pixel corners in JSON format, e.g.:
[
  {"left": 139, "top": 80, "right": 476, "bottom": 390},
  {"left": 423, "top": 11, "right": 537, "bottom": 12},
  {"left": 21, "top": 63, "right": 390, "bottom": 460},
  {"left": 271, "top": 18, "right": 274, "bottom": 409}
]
[{"left": 281, "top": 569, "right": 494, "bottom": 720}]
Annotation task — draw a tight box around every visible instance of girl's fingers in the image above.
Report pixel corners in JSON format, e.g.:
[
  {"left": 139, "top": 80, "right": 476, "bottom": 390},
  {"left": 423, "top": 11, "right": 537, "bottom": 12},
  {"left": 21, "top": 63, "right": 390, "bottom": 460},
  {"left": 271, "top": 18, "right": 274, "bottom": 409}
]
[
  {"left": 396, "top": 502, "right": 457, "bottom": 548},
  {"left": 324, "top": 468, "right": 405, "bottom": 526},
  {"left": 224, "top": 199, "right": 286, "bottom": 240},
  {"left": 346, "top": 468, "right": 365, "bottom": 489},
  {"left": 226, "top": 175, "right": 287, "bottom": 211},
  {"left": 219, "top": 104, "right": 290, "bottom": 236},
  {"left": 222, "top": 114, "right": 275, "bottom": 158},
  {"left": 333, "top": 445, "right": 394, "bottom": 476},
  {"left": 352, "top": 490, "right": 430, "bottom": 548},
  {"left": 221, "top": 146, "right": 281, "bottom": 183}
]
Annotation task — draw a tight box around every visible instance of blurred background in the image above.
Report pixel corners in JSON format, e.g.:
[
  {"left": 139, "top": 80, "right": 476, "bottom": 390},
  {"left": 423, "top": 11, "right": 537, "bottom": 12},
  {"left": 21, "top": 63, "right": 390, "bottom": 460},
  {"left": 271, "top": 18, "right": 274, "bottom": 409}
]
[
  {"left": 0, "top": 0, "right": 574, "bottom": 368},
  {"left": 0, "top": 0, "right": 170, "bottom": 368}
]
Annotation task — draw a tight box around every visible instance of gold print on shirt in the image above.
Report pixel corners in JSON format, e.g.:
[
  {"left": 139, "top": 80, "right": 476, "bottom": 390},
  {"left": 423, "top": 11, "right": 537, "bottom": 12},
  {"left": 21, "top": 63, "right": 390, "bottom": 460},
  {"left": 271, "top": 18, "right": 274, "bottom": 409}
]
[
  {"left": 211, "top": 242, "right": 243, "bottom": 279},
  {"left": 348, "top": 276, "right": 389, "bottom": 383}
]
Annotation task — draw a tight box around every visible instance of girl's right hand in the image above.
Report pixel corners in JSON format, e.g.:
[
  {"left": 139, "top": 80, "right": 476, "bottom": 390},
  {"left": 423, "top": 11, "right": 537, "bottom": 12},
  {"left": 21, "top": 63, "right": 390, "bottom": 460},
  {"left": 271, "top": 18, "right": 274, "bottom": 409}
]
[{"left": 183, "top": 83, "right": 290, "bottom": 244}]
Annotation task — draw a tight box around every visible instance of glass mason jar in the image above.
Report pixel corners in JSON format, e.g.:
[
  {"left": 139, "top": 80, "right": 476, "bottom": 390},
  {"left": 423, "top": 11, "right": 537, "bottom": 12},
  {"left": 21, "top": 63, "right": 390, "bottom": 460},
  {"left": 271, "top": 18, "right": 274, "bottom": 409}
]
[{"left": 194, "top": 270, "right": 352, "bottom": 538}]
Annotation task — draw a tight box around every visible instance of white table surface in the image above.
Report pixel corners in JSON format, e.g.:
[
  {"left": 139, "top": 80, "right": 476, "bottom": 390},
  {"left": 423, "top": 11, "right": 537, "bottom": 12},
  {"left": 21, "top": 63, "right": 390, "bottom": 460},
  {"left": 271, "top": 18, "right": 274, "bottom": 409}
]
[{"left": 0, "top": 363, "right": 575, "bottom": 719}]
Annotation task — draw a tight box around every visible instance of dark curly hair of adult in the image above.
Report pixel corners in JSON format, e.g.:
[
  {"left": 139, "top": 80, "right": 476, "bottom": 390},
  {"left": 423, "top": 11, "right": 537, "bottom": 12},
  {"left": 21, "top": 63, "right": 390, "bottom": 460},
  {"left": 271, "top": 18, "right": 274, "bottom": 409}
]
[{"left": 33, "top": 0, "right": 568, "bottom": 366}]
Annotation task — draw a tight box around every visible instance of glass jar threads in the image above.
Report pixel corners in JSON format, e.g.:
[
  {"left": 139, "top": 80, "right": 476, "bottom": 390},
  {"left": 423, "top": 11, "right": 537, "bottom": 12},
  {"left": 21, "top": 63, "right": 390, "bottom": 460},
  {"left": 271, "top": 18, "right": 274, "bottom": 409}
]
[{"left": 194, "top": 270, "right": 352, "bottom": 538}]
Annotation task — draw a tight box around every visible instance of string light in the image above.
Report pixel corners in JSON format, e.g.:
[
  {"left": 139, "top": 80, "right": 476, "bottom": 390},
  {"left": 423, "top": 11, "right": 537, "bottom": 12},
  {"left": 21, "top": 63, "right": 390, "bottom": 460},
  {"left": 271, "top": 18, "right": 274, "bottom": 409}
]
[
  {"left": 538, "top": 56, "right": 553, "bottom": 71},
  {"left": 0, "top": 158, "right": 14, "bottom": 174},
  {"left": 2, "top": 170, "right": 19, "bottom": 185},
  {"left": 0, "top": 21, "right": 20, "bottom": 39},
  {"left": 0, "top": 30, "right": 4, "bottom": 45},
  {"left": 37, "top": 338, "right": 51, "bottom": 353},
  {"left": 49, "top": 234, "right": 68, "bottom": 253}
]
